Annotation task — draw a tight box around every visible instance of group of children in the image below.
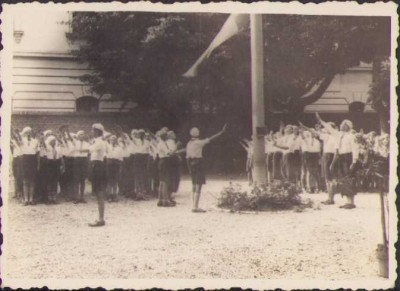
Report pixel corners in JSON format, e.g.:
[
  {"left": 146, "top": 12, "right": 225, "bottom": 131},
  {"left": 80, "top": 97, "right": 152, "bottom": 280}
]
[
  {"left": 10, "top": 113, "right": 389, "bottom": 224},
  {"left": 242, "top": 113, "right": 390, "bottom": 209},
  {"left": 10, "top": 122, "right": 227, "bottom": 226}
]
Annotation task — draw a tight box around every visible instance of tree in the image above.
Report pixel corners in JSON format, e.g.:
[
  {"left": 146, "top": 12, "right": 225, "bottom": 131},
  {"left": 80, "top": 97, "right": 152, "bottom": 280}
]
[
  {"left": 68, "top": 13, "right": 390, "bottom": 127},
  {"left": 68, "top": 12, "right": 228, "bottom": 120},
  {"left": 368, "top": 58, "right": 390, "bottom": 133},
  {"left": 263, "top": 15, "right": 391, "bottom": 112}
]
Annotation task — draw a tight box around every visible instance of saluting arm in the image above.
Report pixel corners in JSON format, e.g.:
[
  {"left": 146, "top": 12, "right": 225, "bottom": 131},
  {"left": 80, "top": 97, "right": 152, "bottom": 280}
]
[
  {"left": 274, "top": 144, "right": 289, "bottom": 150},
  {"left": 299, "top": 121, "right": 319, "bottom": 137},
  {"left": 174, "top": 148, "right": 186, "bottom": 155},
  {"left": 315, "top": 113, "right": 337, "bottom": 135},
  {"left": 208, "top": 124, "right": 227, "bottom": 142},
  {"left": 239, "top": 141, "right": 249, "bottom": 151}
]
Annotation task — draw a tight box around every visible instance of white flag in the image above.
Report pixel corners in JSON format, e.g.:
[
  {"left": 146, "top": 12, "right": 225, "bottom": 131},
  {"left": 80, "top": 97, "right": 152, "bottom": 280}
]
[{"left": 183, "top": 14, "right": 249, "bottom": 78}]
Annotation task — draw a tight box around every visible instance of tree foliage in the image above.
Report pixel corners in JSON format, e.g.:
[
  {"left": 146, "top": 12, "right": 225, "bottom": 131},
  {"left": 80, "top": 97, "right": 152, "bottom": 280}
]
[
  {"left": 368, "top": 58, "right": 390, "bottom": 132},
  {"left": 69, "top": 12, "right": 390, "bottom": 120}
]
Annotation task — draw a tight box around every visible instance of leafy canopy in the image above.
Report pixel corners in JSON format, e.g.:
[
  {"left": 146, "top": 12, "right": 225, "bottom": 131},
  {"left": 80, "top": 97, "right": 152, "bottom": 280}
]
[{"left": 69, "top": 13, "right": 390, "bottom": 116}]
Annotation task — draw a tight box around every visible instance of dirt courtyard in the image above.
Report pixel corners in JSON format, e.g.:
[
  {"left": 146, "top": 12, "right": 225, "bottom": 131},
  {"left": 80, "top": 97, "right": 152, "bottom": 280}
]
[{"left": 4, "top": 178, "right": 386, "bottom": 281}]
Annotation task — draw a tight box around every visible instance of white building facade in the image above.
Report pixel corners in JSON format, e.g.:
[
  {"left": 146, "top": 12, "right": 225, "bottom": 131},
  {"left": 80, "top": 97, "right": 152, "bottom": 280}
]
[{"left": 12, "top": 11, "right": 137, "bottom": 114}]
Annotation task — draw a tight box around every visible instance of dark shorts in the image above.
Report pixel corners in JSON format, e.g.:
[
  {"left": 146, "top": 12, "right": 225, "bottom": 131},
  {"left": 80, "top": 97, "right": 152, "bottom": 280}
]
[
  {"left": 133, "top": 154, "right": 148, "bottom": 176},
  {"left": 169, "top": 156, "right": 181, "bottom": 193},
  {"left": 64, "top": 157, "right": 75, "bottom": 181},
  {"left": 12, "top": 156, "right": 24, "bottom": 180},
  {"left": 158, "top": 157, "right": 171, "bottom": 183},
  {"left": 290, "top": 150, "right": 302, "bottom": 170},
  {"left": 323, "top": 153, "right": 336, "bottom": 181},
  {"left": 246, "top": 157, "right": 253, "bottom": 172},
  {"left": 304, "top": 152, "right": 320, "bottom": 171},
  {"left": 337, "top": 153, "right": 356, "bottom": 197},
  {"left": 272, "top": 152, "right": 283, "bottom": 180},
  {"left": 46, "top": 159, "right": 61, "bottom": 191},
  {"left": 91, "top": 160, "right": 106, "bottom": 193},
  {"left": 338, "top": 153, "right": 353, "bottom": 178},
  {"left": 266, "top": 153, "right": 274, "bottom": 173},
  {"left": 106, "top": 158, "right": 121, "bottom": 182},
  {"left": 147, "top": 157, "right": 159, "bottom": 179},
  {"left": 22, "top": 154, "right": 38, "bottom": 181},
  {"left": 73, "top": 157, "right": 89, "bottom": 180},
  {"left": 188, "top": 158, "right": 206, "bottom": 185}
]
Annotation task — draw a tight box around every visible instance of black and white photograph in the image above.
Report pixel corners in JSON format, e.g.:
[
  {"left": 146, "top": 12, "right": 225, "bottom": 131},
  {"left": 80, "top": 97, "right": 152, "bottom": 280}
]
[{"left": 0, "top": 2, "right": 398, "bottom": 289}]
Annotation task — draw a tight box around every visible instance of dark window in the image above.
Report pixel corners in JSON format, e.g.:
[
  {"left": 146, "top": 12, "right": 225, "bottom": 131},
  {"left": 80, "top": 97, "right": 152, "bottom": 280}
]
[{"left": 76, "top": 96, "right": 99, "bottom": 113}]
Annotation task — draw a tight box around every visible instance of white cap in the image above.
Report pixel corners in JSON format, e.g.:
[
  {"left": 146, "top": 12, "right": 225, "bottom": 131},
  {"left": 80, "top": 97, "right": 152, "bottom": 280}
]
[
  {"left": 131, "top": 129, "right": 138, "bottom": 135},
  {"left": 190, "top": 127, "right": 200, "bottom": 137},
  {"left": 20, "top": 126, "right": 32, "bottom": 135},
  {"left": 70, "top": 133, "right": 77, "bottom": 139},
  {"left": 46, "top": 135, "right": 56, "bottom": 143},
  {"left": 76, "top": 130, "right": 85, "bottom": 137},
  {"left": 92, "top": 123, "right": 104, "bottom": 132},
  {"left": 43, "top": 130, "right": 53, "bottom": 137},
  {"left": 341, "top": 120, "right": 353, "bottom": 130}
]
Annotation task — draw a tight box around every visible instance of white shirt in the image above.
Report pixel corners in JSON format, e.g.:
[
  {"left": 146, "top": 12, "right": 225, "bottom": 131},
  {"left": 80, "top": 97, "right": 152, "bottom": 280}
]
[
  {"left": 186, "top": 138, "right": 210, "bottom": 159},
  {"left": 45, "top": 144, "right": 63, "bottom": 160},
  {"left": 166, "top": 139, "right": 178, "bottom": 152},
  {"left": 157, "top": 140, "right": 172, "bottom": 158},
  {"left": 119, "top": 142, "right": 130, "bottom": 159},
  {"left": 338, "top": 132, "right": 359, "bottom": 163},
  {"left": 107, "top": 144, "right": 124, "bottom": 161},
  {"left": 289, "top": 135, "right": 302, "bottom": 152},
  {"left": 147, "top": 140, "right": 159, "bottom": 159},
  {"left": 39, "top": 142, "right": 48, "bottom": 158},
  {"left": 320, "top": 133, "right": 338, "bottom": 154},
  {"left": 129, "top": 139, "right": 139, "bottom": 155},
  {"left": 11, "top": 140, "right": 23, "bottom": 157},
  {"left": 301, "top": 138, "right": 321, "bottom": 153},
  {"left": 73, "top": 140, "right": 90, "bottom": 158},
  {"left": 133, "top": 138, "right": 149, "bottom": 154},
  {"left": 89, "top": 137, "right": 108, "bottom": 161},
  {"left": 63, "top": 140, "right": 76, "bottom": 157},
  {"left": 277, "top": 135, "right": 292, "bottom": 154},
  {"left": 20, "top": 137, "right": 39, "bottom": 155},
  {"left": 265, "top": 139, "right": 277, "bottom": 154}
]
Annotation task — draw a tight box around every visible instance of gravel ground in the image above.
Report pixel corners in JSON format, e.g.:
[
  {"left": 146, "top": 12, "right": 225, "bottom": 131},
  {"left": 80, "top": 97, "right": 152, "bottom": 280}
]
[{"left": 4, "top": 179, "right": 384, "bottom": 280}]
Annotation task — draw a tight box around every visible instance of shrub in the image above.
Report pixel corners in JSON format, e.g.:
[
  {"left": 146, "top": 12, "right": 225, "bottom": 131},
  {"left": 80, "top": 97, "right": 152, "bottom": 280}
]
[{"left": 218, "top": 181, "right": 305, "bottom": 212}]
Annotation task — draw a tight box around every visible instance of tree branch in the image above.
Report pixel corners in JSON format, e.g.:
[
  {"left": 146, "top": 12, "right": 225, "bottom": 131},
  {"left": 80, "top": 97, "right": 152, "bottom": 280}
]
[{"left": 294, "top": 74, "right": 336, "bottom": 108}]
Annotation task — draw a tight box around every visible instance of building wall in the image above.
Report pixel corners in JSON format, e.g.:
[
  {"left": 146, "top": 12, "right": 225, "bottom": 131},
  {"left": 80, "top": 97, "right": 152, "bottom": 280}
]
[
  {"left": 304, "top": 63, "right": 374, "bottom": 113},
  {"left": 12, "top": 53, "right": 137, "bottom": 113},
  {"left": 12, "top": 10, "right": 136, "bottom": 114}
]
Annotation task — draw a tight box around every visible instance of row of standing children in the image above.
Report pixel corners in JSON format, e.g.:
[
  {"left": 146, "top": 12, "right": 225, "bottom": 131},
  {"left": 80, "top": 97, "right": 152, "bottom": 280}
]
[
  {"left": 10, "top": 123, "right": 228, "bottom": 214},
  {"left": 241, "top": 113, "right": 389, "bottom": 209},
  {"left": 10, "top": 125, "right": 182, "bottom": 206}
]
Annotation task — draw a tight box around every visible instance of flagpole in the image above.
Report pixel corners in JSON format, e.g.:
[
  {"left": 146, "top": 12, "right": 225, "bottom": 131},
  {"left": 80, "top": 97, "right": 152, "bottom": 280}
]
[{"left": 250, "top": 14, "right": 266, "bottom": 184}]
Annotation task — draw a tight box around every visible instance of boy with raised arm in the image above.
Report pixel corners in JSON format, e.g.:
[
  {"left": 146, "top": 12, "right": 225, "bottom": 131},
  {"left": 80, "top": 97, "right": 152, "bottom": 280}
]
[
  {"left": 75, "top": 123, "right": 108, "bottom": 226},
  {"left": 315, "top": 113, "right": 359, "bottom": 209},
  {"left": 186, "top": 124, "right": 227, "bottom": 213}
]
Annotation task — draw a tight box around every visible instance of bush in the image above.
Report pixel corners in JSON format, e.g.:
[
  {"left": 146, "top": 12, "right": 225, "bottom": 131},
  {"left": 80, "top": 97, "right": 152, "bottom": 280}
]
[{"left": 218, "top": 181, "right": 305, "bottom": 212}]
